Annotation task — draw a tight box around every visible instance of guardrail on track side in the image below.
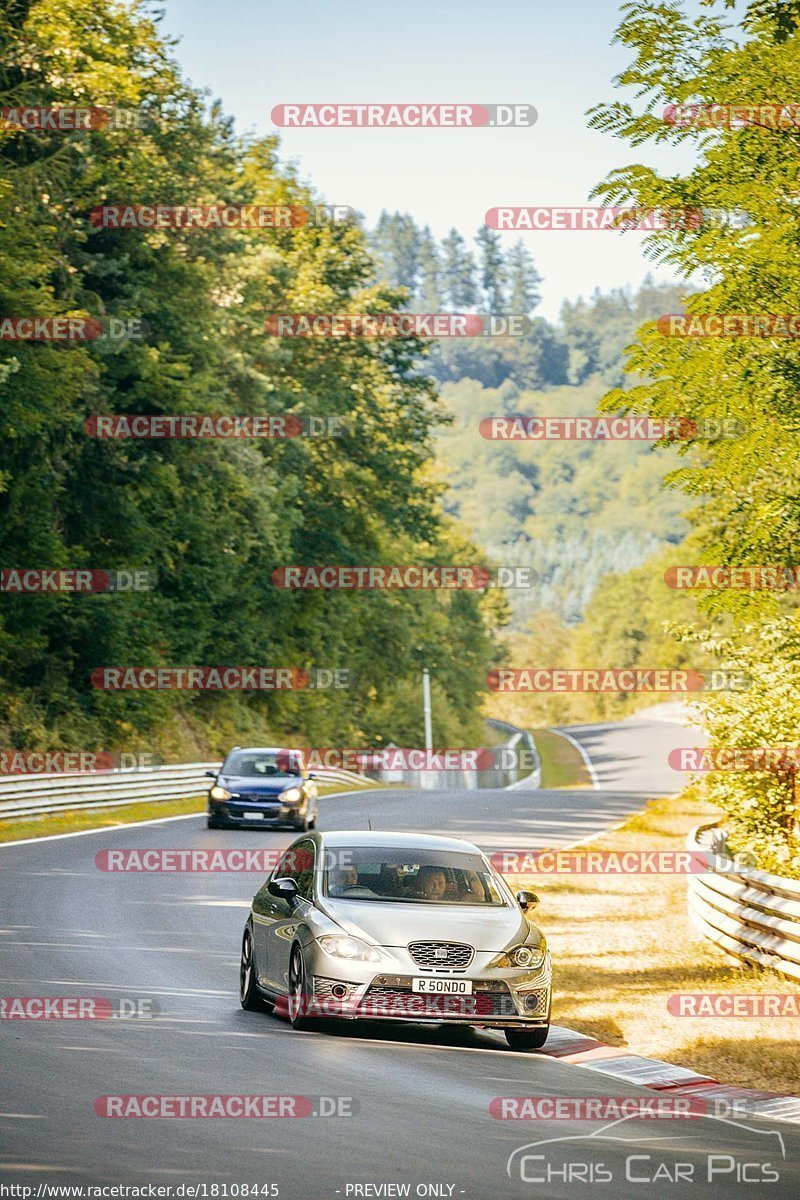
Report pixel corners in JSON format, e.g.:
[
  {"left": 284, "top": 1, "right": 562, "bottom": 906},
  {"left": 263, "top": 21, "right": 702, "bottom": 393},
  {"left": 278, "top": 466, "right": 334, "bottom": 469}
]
[
  {"left": 0, "top": 762, "right": 373, "bottom": 821},
  {"left": 687, "top": 822, "right": 800, "bottom": 983}
]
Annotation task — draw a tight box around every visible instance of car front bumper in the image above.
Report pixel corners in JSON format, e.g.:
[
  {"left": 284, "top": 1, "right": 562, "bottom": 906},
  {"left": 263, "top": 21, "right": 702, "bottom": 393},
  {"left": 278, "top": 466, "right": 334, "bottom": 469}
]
[
  {"left": 300, "top": 948, "right": 553, "bottom": 1028},
  {"left": 210, "top": 799, "right": 304, "bottom": 825}
]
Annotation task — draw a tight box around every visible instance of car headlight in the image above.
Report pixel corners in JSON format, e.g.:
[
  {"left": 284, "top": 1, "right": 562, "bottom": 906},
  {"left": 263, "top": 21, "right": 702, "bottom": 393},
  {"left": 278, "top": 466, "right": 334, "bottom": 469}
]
[
  {"left": 489, "top": 943, "right": 546, "bottom": 969},
  {"left": 317, "top": 935, "right": 384, "bottom": 963},
  {"left": 280, "top": 787, "right": 302, "bottom": 804},
  {"left": 209, "top": 785, "right": 231, "bottom": 801}
]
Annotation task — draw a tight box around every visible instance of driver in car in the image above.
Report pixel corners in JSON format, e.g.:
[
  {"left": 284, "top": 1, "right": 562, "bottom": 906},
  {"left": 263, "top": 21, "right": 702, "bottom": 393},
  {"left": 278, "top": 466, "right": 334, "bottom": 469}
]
[
  {"left": 328, "top": 864, "right": 381, "bottom": 899},
  {"left": 328, "top": 865, "right": 360, "bottom": 895}
]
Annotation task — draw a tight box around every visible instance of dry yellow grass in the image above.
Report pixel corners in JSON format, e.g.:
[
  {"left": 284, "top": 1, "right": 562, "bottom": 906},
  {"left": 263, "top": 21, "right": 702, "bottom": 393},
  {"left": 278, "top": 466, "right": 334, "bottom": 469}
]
[{"left": 509, "top": 789, "right": 800, "bottom": 1094}]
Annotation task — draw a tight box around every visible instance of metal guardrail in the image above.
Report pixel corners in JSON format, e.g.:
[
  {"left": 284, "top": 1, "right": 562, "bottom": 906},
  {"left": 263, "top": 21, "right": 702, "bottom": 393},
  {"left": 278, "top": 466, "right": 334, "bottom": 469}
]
[
  {"left": 0, "top": 730, "right": 535, "bottom": 821},
  {"left": 687, "top": 822, "right": 800, "bottom": 982},
  {"left": 485, "top": 720, "right": 542, "bottom": 790},
  {"left": 0, "top": 762, "right": 374, "bottom": 821},
  {"left": 361, "top": 724, "right": 541, "bottom": 791}
]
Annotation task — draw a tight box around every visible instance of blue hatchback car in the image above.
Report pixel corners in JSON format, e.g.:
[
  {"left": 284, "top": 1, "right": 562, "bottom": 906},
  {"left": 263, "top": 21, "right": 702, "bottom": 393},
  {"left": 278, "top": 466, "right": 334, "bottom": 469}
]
[{"left": 207, "top": 747, "right": 319, "bottom": 832}]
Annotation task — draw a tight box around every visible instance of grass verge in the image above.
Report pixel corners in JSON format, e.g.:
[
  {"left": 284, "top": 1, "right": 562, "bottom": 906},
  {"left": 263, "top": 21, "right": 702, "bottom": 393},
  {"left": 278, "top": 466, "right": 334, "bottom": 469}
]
[
  {"left": 534, "top": 728, "right": 592, "bottom": 789},
  {"left": 0, "top": 779, "right": 388, "bottom": 844},
  {"left": 509, "top": 787, "right": 800, "bottom": 1094}
]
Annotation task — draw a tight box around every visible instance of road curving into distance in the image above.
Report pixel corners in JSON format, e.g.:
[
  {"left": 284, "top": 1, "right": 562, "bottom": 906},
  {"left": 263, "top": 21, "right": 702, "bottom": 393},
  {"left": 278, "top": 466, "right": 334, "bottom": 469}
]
[{"left": 1, "top": 715, "right": 796, "bottom": 1199}]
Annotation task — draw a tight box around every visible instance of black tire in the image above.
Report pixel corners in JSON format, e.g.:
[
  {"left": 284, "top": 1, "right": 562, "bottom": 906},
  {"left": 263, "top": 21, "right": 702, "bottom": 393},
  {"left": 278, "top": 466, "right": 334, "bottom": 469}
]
[
  {"left": 288, "top": 944, "right": 314, "bottom": 1030},
  {"left": 239, "top": 926, "right": 263, "bottom": 1012},
  {"left": 207, "top": 817, "right": 221, "bottom": 829},
  {"left": 293, "top": 814, "right": 310, "bottom": 832},
  {"left": 504, "top": 1025, "right": 550, "bottom": 1051}
]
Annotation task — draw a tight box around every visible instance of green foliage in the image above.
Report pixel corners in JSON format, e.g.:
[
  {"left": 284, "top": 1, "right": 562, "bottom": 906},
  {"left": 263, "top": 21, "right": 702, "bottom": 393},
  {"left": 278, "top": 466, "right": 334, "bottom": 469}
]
[
  {"left": 0, "top": 0, "right": 501, "bottom": 756},
  {"left": 487, "top": 544, "right": 711, "bottom": 727},
  {"left": 678, "top": 618, "right": 800, "bottom": 878},
  {"left": 587, "top": 0, "right": 800, "bottom": 868},
  {"left": 436, "top": 372, "right": 688, "bottom": 626}
]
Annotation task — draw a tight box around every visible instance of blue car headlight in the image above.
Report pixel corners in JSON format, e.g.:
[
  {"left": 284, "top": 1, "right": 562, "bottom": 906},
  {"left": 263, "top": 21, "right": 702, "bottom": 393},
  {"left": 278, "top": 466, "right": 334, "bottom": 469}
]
[
  {"left": 209, "top": 785, "right": 232, "bottom": 801},
  {"left": 280, "top": 787, "right": 302, "bottom": 804}
]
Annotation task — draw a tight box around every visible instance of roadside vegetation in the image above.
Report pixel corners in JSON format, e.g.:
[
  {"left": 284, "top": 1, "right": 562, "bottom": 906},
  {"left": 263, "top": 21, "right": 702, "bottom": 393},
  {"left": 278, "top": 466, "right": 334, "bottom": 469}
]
[
  {"left": 0, "top": 0, "right": 503, "bottom": 761},
  {"left": 494, "top": 0, "right": 800, "bottom": 878},
  {"left": 580, "top": 0, "right": 800, "bottom": 879},
  {"left": 507, "top": 789, "right": 800, "bottom": 1094},
  {"left": 533, "top": 729, "right": 592, "bottom": 789}
]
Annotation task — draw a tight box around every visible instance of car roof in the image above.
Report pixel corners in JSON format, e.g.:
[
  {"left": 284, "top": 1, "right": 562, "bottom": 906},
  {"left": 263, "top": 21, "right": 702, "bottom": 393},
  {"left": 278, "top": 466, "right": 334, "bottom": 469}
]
[
  {"left": 224, "top": 747, "right": 301, "bottom": 755},
  {"left": 313, "top": 830, "right": 484, "bottom": 854}
]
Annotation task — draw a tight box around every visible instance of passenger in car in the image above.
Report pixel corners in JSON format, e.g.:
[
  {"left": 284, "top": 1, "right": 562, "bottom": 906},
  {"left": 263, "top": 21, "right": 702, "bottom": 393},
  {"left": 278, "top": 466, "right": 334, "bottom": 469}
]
[{"left": 408, "top": 866, "right": 448, "bottom": 901}]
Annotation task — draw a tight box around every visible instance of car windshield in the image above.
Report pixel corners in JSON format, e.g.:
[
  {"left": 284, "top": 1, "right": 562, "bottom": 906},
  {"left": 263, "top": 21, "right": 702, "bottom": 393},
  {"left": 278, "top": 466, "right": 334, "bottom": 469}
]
[
  {"left": 224, "top": 750, "right": 303, "bottom": 779},
  {"left": 322, "top": 847, "right": 507, "bottom": 905}
]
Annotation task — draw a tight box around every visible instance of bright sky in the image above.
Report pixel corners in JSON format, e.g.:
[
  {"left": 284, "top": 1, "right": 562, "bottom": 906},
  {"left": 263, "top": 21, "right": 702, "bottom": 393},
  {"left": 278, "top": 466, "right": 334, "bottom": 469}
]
[{"left": 159, "top": 0, "right": 700, "bottom": 319}]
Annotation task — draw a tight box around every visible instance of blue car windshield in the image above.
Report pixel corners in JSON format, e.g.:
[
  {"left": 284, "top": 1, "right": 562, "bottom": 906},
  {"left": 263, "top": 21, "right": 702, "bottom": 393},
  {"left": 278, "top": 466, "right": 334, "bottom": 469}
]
[
  {"left": 224, "top": 751, "right": 303, "bottom": 779},
  {"left": 323, "top": 847, "right": 506, "bottom": 905}
]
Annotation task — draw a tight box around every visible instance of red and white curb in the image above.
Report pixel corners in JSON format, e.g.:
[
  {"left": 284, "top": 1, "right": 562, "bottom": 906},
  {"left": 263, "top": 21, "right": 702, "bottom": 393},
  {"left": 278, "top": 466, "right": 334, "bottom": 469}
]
[{"left": 540, "top": 1025, "right": 800, "bottom": 1126}]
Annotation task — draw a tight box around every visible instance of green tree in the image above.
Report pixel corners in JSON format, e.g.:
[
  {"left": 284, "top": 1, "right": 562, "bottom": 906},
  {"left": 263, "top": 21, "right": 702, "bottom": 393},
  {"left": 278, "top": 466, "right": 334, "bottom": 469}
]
[
  {"left": 0, "top": 0, "right": 502, "bottom": 757},
  {"left": 440, "top": 228, "right": 478, "bottom": 308},
  {"left": 475, "top": 225, "right": 506, "bottom": 311},
  {"left": 587, "top": 0, "right": 800, "bottom": 867},
  {"left": 506, "top": 242, "right": 542, "bottom": 315}
]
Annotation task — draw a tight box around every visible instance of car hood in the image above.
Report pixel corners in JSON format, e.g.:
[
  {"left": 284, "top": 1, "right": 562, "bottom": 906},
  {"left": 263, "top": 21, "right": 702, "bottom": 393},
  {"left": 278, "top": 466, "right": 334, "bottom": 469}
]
[
  {"left": 318, "top": 897, "right": 529, "bottom": 951},
  {"left": 219, "top": 773, "right": 303, "bottom": 795}
]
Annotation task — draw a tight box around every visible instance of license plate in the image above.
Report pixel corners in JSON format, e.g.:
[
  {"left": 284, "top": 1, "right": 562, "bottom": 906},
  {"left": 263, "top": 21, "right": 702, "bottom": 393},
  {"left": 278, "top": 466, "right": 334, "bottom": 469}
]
[
  {"left": 411, "top": 978, "right": 473, "bottom": 994},
  {"left": 242, "top": 812, "right": 264, "bottom": 820}
]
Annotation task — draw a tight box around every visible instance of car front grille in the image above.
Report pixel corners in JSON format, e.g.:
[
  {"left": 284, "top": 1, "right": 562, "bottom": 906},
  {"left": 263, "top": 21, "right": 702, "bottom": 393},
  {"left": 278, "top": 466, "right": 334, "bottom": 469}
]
[
  {"left": 360, "top": 985, "right": 515, "bottom": 1019},
  {"left": 408, "top": 941, "right": 474, "bottom": 970}
]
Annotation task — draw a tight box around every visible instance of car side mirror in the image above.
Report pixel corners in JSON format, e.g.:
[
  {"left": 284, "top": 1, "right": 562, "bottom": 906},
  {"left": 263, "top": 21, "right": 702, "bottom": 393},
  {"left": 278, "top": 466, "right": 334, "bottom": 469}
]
[
  {"left": 307, "top": 772, "right": 317, "bottom": 780},
  {"left": 268, "top": 877, "right": 299, "bottom": 903},
  {"left": 205, "top": 770, "right": 217, "bottom": 778},
  {"left": 516, "top": 889, "right": 539, "bottom": 911}
]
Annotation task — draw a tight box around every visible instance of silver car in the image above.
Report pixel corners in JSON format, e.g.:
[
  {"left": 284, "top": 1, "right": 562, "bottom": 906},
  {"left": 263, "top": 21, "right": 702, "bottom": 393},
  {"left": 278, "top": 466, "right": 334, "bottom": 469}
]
[{"left": 239, "top": 830, "right": 552, "bottom": 1050}]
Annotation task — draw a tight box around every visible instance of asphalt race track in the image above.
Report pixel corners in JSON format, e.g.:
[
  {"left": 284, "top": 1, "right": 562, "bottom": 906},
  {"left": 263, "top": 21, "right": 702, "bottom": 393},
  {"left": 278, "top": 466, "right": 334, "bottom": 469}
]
[{"left": 1, "top": 717, "right": 797, "bottom": 1198}]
